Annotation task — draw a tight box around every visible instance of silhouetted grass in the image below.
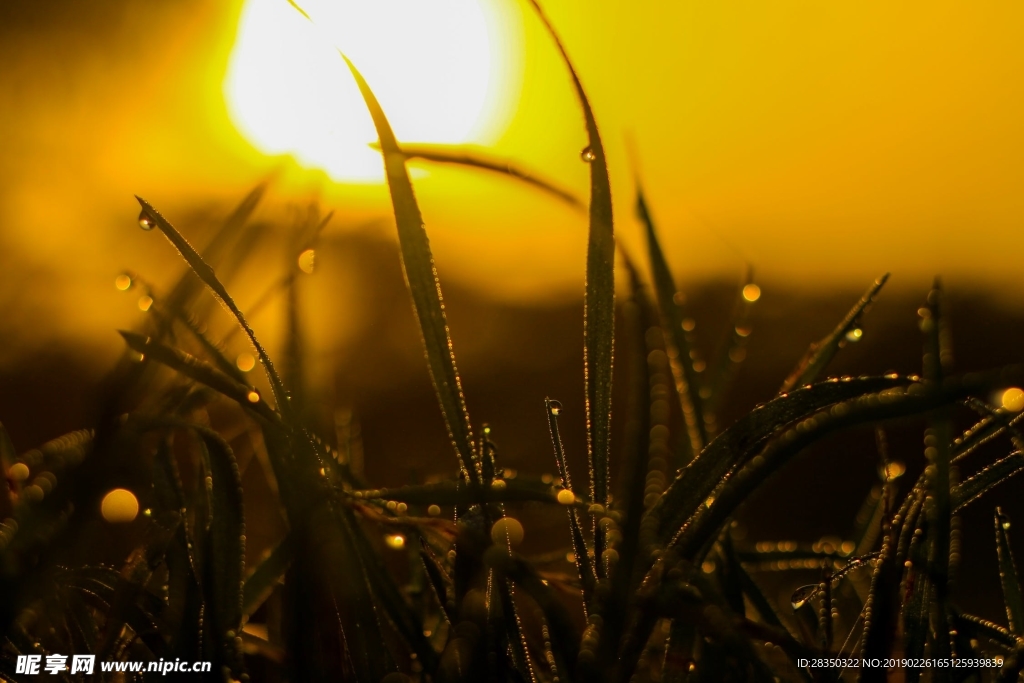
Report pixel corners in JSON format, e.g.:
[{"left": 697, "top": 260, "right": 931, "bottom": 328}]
[{"left": 2, "top": 3, "right": 1024, "bottom": 682}]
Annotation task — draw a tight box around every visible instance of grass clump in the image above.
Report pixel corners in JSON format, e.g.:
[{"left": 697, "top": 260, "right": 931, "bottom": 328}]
[{"left": 2, "top": 4, "right": 1024, "bottom": 682}]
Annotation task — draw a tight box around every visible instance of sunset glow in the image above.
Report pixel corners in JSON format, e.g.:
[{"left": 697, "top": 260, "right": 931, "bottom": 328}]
[{"left": 224, "top": 0, "right": 521, "bottom": 182}]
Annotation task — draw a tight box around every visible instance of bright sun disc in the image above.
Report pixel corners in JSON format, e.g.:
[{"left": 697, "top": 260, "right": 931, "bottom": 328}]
[{"left": 225, "top": 0, "right": 521, "bottom": 182}]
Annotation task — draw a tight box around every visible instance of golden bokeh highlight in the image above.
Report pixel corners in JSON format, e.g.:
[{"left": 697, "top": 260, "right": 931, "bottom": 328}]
[
  {"left": 384, "top": 533, "right": 406, "bottom": 549},
  {"left": 1002, "top": 387, "right": 1024, "bottom": 413},
  {"left": 741, "top": 284, "right": 761, "bottom": 303},
  {"left": 297, "top": 249, "right": 316, "bottom": 275},
  {"left": 101, "top": 488, "right": 140, "bottom": 523},
  {"left": 7, "top": 463, "right": 30, "bottom": 482},
  {"left": 137, "top": 296, "right": 154, "bottom": 312},
  {"left": 236, "top": 353, "right": 256, "bottom": 372},
  {"left": 556, "top": 488, "right": 576, "bottom": 505},
  {"left": 490, "top": 517, "right": 524, "bottom": 547},
  {"left": 114, "top": 274, "right": 133, "bottom": 291}
]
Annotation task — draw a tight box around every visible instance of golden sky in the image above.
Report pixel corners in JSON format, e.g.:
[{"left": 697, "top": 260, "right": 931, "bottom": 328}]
[{"left": 1, "top": 0, "right": 1023, "bottom": 363}]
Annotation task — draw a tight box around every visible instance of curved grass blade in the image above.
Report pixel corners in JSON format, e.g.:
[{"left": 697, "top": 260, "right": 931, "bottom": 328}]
[
  {"left": 351, "top": 478, "right": 574, "bottom": 507},
  {"left": 526, "top": 0, "right": 615, "bottom": 521},
  {"left": 636, "top": 184, "right": 706, "bottom": 454},
  {"left": 375, "top": 142, "right": 584, "bottom": 209},
  {"left": 118, "top": 331, "right": 282, "bottom": 427},
  {"left": 243, "top": 536, "right": 294, "bottom": 620},
  {"left": 135, "top": 197, "right": 291, "bottom": 420},
  {"left": 545, "top": 398, "right": 595, "bottom": 606},
  {"left": 953, "top": 450, "right": 1024, "bottom": 512},
  {"left": 954, "top": 612, "right": 1017, "bottom": 649},
  {"left": 651, "top": 375, "right": 911, "bottom": 544},
  {"left": 675, "top": 373, "right": 1024, "bottom": 561},
  {"left": 341, "top": 55, "right": 475, "bottom": 478},
  {"left": 162, "top": 182, "right": 267, "bottom": 318},
  {"left": 995, "top": 508, "right": 1024, "bottom": 635},
  {"left": 780, "top": 274, "right": 889, "bottom": 393}
]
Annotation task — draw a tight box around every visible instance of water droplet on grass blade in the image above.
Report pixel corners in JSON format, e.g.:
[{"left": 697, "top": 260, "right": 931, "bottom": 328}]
[
  {"left": 580, "top": 146, "right": 595, "bottom": 162},
  {"left": 790, "top": 584, "right": 817, "bottom": 610},
  {"left": 385, "top": 534, "right": 406, "bottom": 549},
  {"left": 548, "top": 400, "right": 562, "bottom": 416},
  {"left": 557, "top": 489, "right": 575, "bottom": 505},
  {"left": 297, "top": 249, "right": 316, "bottom": 274},
  {"left": 137, "top": 296, "right": 153, "bottom": 312},
  {"left": 845, "top": 328, "right": 863, "bottom": 342},
  {"left": 114, "top": 274, "right": 133, "bottom": 291},
  {"left": 138, "top": 209, "right": 156, "bottom": 231},
  {"left": 742, "top": 283, "right": 761, "bottom": 302},
  {"left": 246, "top": 390, "right": 260, "bottom": 403}
]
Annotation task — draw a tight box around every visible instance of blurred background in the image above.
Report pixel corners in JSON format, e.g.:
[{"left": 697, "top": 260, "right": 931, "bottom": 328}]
[{"left": 2, "top": 0, "right": 1024, "bottom": 633}]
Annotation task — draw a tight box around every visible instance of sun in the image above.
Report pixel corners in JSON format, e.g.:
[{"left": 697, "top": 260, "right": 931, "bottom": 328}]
[{"left": 224, "top": 0, "right": 521, "bottom": 182}]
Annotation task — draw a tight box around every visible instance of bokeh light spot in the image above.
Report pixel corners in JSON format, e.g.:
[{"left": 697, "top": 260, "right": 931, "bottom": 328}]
[{"left": 101, "top": 488, "right": 139, "bottom": 523}]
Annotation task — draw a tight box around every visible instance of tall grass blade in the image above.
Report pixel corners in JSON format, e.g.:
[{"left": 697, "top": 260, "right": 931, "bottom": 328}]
[
  {"left": 194, "top": 428, "right": 246, "bottom": 676},
  {"left": 545, "top": 398, "right": 595, "bottom": 607},
  {"left": 636, "top": 185, "right": 707, "bottom": 454},
  {"left": 135, "top": 197, "right": 291, "bottom": 419},
  {"left": 526, "top": 0, "right": 615, "bottom": 524},
  {"left": 341, "top": 55, "right": 476, "bottom": 477},
  {"left": 995, "top": 508, "right": 1024, "bottom": 635},
  {"left": 780, "top": 274, "right": 889, "bottom": 393},
  {"left": 703, "top": 265, "right": 757, "bottom": 431}
]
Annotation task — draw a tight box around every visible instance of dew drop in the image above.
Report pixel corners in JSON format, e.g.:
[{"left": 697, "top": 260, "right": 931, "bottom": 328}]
[
  {"left": 879, "top": 460, "right": 906, "bottom": 482},
  {"left": 742, "top": 283, "right": 761, "bottom": 302},
  {"left": 845, "top": 328, "right": 864, "bottom": 342},
  {"left": 297, "top": 249, "right": 316, "bottom": 274},
  {"left": 246, "top": 390, "right": 260, "bottom": 403},
  {"left": 701, "top": 560, "right": 716, "bottom": 574},
  {"left": 790, "top": 584, "right": 817, "bottom": 610},
  {"left": 101, "top": 488, "right": 139, "bottom": 523},
  {"left": 137, "top": 295, "right": 154, "bottom": 312},
  {"left": 114, "top": 274, "right": 133, "bottom": 291},
  {"left": 548, "top": 400, "right": 563, "bottom": 417},
  {"left": 557, "top": 489, "right": 576, "bottom": 505},
  {"left": 580, "top": 146, "right": 596, "bottom": 163},
  {"left": 385, "top": 534, "right": 406, "bottom": 549},
  {"left": 236, "top": 353, "right": 256, "bottom": 373},
  {"left": 427, "top": 504, "right": 441, "bottom": 516},
  {"left": 138, "top": 209, "right": 156, "bottom": 231}
]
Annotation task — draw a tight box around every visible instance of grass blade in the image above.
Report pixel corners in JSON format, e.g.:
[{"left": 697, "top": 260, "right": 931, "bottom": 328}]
[
  {"left": 341, "top": 55, "right": 476, "bottom": 477},
  {"left": 545, "top": 398, "right": 596, "bottom": 606},
  {"left": 954, "top": 451, "right": 1024, "bottom": 512},
  {"left": 780, "top": 274, "right": 889, "bottom": 393},
  {"left": 135, "top": 197, "right": 291, "bottom": 420},
  {"left": 636, "top": 185, "right": 707, "bottom": 454},
  {"left": 526, "top": 0, "right": 615, "bottom": 525},
  {"left": 995, "top": 508, "right": 1024, "bottom": 635},
  {"left": 243, "top": 537, "right": 294, "bottom": 620},
  {"left": 194, "top": 428, "right": 246, "bottom": 676},
  {"left": 703, "top": 266, "right": 758, "bottom": 431},
  {"left": 376, "top": 142, "right": 584, "bottom": 209},
  {"left": 117, "top": 331, "right": 282, "bottom": 427},
  {"left": 652, "top": 375, "right": 910, "bottom": 544}
]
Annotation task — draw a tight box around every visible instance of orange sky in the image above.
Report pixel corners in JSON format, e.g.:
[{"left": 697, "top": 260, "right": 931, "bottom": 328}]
[{"left": 2, "top": 0, "right": 1023, "bottom": 364}]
